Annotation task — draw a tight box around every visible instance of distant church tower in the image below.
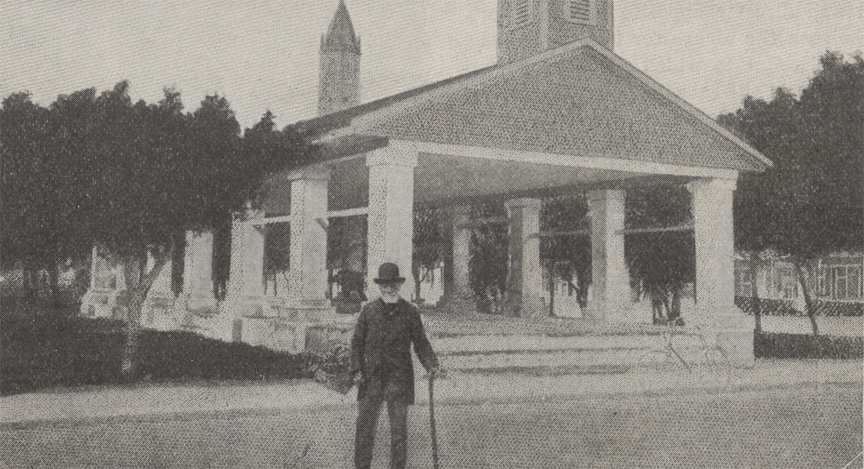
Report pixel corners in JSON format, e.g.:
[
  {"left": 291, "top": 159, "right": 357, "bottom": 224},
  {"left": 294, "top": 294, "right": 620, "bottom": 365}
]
[
  {"left": 319, "top": 0, "right": 361, "bottom": 116},
  {"left": 497, "top": 0, "right": 614, "bottom": 64}
]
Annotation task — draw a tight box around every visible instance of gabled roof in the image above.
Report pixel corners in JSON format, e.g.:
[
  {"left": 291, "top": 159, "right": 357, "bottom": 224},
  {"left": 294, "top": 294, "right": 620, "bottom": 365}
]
[{"left": 298, "top": 39, "right": 772, "bottom": 172}]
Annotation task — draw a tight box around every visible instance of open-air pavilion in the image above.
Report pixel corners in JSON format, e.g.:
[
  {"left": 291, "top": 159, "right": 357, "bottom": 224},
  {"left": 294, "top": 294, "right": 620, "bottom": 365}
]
[{"left": 189, "top": 39, "right": 773, "bottom": 364}]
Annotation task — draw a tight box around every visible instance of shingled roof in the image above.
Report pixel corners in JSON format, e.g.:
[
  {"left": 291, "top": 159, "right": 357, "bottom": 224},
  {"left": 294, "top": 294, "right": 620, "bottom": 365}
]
[{"left": 297, "top": 39, "right": 771, "bottom": 172}]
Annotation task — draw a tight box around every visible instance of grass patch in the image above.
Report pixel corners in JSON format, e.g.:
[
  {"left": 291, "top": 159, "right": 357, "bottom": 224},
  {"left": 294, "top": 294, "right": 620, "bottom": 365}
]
[
  {"left": 755, "top": 331, "right": 864, "bottom": 360},
  {"left": 1, "top": 315, "right": 317, "bottom": 396}
]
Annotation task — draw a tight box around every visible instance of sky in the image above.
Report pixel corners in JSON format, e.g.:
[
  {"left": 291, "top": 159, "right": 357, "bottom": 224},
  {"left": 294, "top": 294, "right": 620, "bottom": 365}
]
[{"left": 2, "top": 0, "right": 862, "bottom": 130}]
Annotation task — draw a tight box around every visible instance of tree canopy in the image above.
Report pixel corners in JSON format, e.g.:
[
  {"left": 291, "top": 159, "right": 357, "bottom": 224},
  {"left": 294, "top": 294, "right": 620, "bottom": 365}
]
[
  {"left": 718, "top": 51, "right": 864, "bottom": 333},
  {"left": 1, "top": 82, "right": 311, "bottom": 370},
  {"left": 718, "top": 52, "right": 863, "bottom": 261}
]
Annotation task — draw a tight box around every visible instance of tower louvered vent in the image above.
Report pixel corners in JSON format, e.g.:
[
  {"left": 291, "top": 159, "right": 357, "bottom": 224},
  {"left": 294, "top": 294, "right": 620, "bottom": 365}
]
[
  {"left": 513, "top": 0, "right": 532, "bottom": 27},
  {"left": 568, "top": 0, "right": 593, "bottom": 23}
]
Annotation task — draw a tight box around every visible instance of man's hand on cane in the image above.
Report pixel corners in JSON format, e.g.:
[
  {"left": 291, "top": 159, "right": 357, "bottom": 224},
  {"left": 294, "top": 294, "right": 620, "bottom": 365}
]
[{"left": 427, "top": 365, "right": 446, "bottom": 380}]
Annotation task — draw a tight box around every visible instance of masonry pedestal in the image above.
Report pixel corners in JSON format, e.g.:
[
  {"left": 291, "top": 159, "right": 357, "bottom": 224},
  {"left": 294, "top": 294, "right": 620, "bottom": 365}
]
[
  {"left": 181, "top": 231, "right": 217, "bottom": 313},
  {"left": 80, "top": 246, "right": 126, "bottom": 319},
  {"left": 140, "top": 251, "right": 180, "bottom": 330},
  {"left": 365, "top": 145, "right": 417, "bottom": 301},
  {"left": 288, "top": 167, "right": 331, "bottom": 309},
  {"left": 690, "top": 178, "right": 754, "bottom": 367},
  {"left": 504, "top": 198, "right": 546, "bottom": 318},
  {"left": 586, "top": 190, "right": 632, "bottom": 323},
  {"left": 224, "top": 168, "right": 338, "bottom": 353}
]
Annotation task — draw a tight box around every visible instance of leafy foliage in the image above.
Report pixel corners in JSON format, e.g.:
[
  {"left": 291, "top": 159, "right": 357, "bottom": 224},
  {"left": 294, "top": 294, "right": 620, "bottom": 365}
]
[
  {"left": 624, "top": 186, "right": 694, "bottom": 324},
  {"left": 2, "top": 82, "right": 312, "bottom": 372},
  {"left": 468, "top": 203, "right": 509, "bottom": 314},
  {"left": 718, "top": 52, "right": 864, "bottom": 334},
  {"left": 540, "top": 194, "right": 591, "bottom": 309}
]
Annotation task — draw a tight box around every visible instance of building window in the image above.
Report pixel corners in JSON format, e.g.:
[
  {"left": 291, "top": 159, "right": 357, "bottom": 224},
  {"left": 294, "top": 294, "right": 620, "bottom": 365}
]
[
  {"left": 735, "top": 267, "right": 753, "bottom": 297},
  {"left": 820, "top": 265, "right": 863, "bottom": 300},
  {"left": 511, "top": 0, "right": 533, "bottom": 28},
  {"left": 567, "top": 0, "right": 595, "bottom": 24},
  {"left": 768, "top": 265, "right": 797, "bottom": 299}
]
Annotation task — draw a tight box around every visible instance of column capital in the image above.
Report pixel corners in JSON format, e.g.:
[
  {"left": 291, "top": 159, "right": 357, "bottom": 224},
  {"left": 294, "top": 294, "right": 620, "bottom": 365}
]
[
  {"left": 236, "top": 206, "right": 265, "bottom": 223},
  {"left": 366, "top": 142, "right": 419, "bottom": 168},
  {"left": 504, "top": 198, "right": 542, "bottom": 211},
  {"left": 285, "top": 165, "right": 331, "bottom": 181},
  {"left": 687, "top": 177, "right": 737, "bottom": 194}
]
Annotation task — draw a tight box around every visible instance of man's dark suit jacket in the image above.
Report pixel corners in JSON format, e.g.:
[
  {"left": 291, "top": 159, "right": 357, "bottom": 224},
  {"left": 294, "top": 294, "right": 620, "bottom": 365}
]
[{"left": 350, "top": 298, "right": 438, "bottom": 404}]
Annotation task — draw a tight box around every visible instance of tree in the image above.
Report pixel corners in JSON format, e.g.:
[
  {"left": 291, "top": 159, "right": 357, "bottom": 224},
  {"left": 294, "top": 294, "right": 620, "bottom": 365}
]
[
  {"left": 412, "top": 206, "right": 449, "bottom": 302},
  {"left": 717, "top": 88, "right": 798, "bottom": 332},
  {"left": 540, "top": 194, "right": 591, "bottom": 312},
  {"left": 1, "top": 93, "right": 56, "bottom": 302},
  {"left": 468, "top": 203, "right": 509, "bottom": 314},
  {"left": 719, "top": 52, "right": 864, "bottom": 335},
  {"left": 0, "top": 91, "right": 93, "bottom": 307},
  {"left": 624, "top": 185, "right": 694, "bottom": 325}
]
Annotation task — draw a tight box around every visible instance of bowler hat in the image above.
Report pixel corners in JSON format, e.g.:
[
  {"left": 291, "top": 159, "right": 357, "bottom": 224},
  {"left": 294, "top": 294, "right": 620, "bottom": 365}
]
[{"left": 374, "top": 262, "right": 405, "bottom": 284}]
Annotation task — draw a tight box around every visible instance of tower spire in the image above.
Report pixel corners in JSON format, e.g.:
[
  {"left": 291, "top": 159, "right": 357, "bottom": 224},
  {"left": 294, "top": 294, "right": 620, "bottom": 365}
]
[
  {"left": 319, "top": 0, "right": 362, "bottom": 115},
  {"left": 321, "top": 0, "right": 361, "bottom": 54}
]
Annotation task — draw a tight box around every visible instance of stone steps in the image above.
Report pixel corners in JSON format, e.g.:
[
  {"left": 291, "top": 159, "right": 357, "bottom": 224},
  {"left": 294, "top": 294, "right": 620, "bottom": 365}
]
[{"left": 424, "top": 332, "right": 713, "bottom": 376}]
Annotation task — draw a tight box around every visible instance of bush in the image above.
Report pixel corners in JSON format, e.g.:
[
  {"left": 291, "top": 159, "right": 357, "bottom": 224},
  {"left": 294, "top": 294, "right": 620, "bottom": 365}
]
[
  {"left": 755, "top": 331, "right": 864, "bottom": 359},
  {"left": 737, "top": 297, "right": 863, "bottom": 317},
  {"left": 1, "top": 315, "right": 315, "bottom": 396}
]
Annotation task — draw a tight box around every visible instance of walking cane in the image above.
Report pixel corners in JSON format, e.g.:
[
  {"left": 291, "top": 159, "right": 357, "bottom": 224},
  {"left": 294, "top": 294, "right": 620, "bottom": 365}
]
[{"left": 428, "top": 373, "right": 440, "bottom": 469}]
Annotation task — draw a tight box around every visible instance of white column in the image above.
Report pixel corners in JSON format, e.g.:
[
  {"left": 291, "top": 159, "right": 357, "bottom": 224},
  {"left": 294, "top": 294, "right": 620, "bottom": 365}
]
[
  {"left": 366, "top": 145, "right": 417, "bottom": 300},
  {"left": 587, "top": 190, "right": 630, "bottom": 322},
  {"left": 80, "top": 245, "right": 120, "bottom": 318},
  {"left": 146, "top": 249, "right": 174, "bottom": 298},
  {"left": 184, "top": 230, "right": 215, "bottom": 307},
  {"left": 225, "top": 208, "right": 265, "bottom": 316},
  {"left": 289, "top": 167, "right": 331, "bottom": 307},
  {"left": 689, "top": 177, "right": 754, "bottom": 366},
  {"left": 505, "top": 198, "right": 545, "bottom": 318},
  {"left": 243, "top": 222, "right": 265, "bottom": 299},
  {"left": 452, "top": 205, "right": 472, "bottom": 300}
]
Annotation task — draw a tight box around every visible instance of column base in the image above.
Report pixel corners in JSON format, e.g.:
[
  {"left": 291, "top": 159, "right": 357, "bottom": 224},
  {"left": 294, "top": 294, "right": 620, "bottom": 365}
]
[
  {"left": 582, "top": 305, "right": 606, "bottom": 322},
  {"left": 716, "top": 328, "right": 756, "bottom": 368},
  {"left": 141, "top": 294, "right": 184, "bottom": 331},
  {"left": 184, "top": 289, "right": 218, "bottom": 313},
  {"left": 80, "top": 289, "right": 123, "bottom": 319},
  {"left": 503, "top": 293, "right": 547, "bottom": 318},
  {"left": 715, "top": 308, "right": 755, "bottom": 368},
  {"left": 229, "top": 298, "right": 339, "bottom": 354}
]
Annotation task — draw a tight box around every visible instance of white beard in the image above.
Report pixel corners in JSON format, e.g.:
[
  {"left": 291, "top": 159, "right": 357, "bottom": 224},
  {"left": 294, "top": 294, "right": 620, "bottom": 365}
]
[{"left": 381, "top": 293, "right": 400, "bottom": 304}]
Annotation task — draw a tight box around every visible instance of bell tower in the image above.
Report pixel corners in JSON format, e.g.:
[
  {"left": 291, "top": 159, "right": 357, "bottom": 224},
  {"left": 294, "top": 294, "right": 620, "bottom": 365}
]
[
  {"left": 319, "top": 0, "right": 361, "bottom": 116},
  {"left": 497, "top": 0, "right": 614, "bottom": 64}
]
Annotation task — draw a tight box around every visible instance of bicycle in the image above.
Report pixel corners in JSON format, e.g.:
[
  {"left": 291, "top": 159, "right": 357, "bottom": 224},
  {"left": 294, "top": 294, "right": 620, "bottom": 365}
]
[{"left": 636, "top": 324, "right": 738, "bottom": 391}]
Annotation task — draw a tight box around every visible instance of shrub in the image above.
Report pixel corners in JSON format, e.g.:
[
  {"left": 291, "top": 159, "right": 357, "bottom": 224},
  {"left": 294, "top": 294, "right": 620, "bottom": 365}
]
[
  {"left": 736, "top": 297, "right": 863, "bottom": 317},
  {"left": 755, "top": 331, "right": 864, "bottom": 359},
  {"left": 1, "top": 315, "right": 315, "bottom": 396}
]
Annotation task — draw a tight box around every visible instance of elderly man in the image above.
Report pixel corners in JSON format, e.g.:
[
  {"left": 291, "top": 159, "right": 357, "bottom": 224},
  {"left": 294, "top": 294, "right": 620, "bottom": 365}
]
[{"left": 350, "top": 262, "right": 439, "bottom": 469}]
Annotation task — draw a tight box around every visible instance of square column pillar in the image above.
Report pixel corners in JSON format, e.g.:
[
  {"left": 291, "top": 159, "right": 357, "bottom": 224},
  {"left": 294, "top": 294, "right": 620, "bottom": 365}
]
[
  {"left": 288, "top": 167, "right": 331, "bottom": 307},
  {"left": 79, "top": 245, "right": 125, "bottom": 318},
  {"left": 689, "top": 178, "right": 754, "bottom": 366},
  {"left": 504, "top": 198, "right": 545, "bottom": 318},
  {"left": 587, "top": 190, "right": 630, "bottom": 322},
  {"left": 224, "top": 208, "right": 266, "bottom": 317},
  {"left": 452, "top": 205, "right": 473, "bottom": 300},
  {"left": 366, "top": 145, "right": 417, "bottom": 301},
  {"left": 182, "top": 230, "right": 216, "bottom": 310},
  {"left": 145, "top": 249, "right": 174, "bottom": 298}
]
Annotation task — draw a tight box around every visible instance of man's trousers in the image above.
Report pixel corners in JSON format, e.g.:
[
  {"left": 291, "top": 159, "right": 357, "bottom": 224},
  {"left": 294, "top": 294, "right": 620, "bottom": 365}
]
[{"left": 354, "top": 394, "right": 409, "bottom": 469}]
